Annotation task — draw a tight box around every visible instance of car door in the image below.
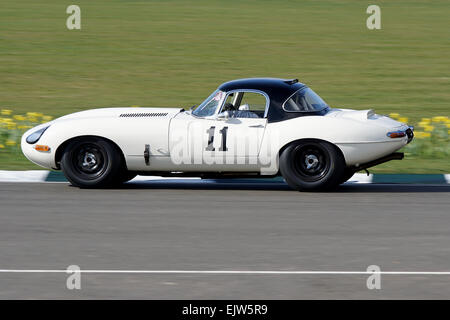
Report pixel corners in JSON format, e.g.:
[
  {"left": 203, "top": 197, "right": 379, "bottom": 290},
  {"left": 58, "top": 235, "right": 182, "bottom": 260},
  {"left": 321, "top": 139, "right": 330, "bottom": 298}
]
[
  {"left": 201, "top": 116, "right": 266, "bottom": 169},
  {"left": 201, "top": 90, "right": 269, "bottom": 170},
  {"left": 168, "top": 90, "right": 226, "bottom": 171},
  {"left": 169, "top": 89, "right": 268, "bottom": 171}
]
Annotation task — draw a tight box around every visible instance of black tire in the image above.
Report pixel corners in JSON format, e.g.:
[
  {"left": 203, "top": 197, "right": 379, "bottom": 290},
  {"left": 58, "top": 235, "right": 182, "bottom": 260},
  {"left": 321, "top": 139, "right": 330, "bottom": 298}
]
[
  {"left": 279, "top": 140, "right": 345, "bottom": 191},
  {"left": 340, "top": 168, "right": 355, "bottom": 184},
  {"left": 61, "top": 137, "right": 123, "bottom": 188}
]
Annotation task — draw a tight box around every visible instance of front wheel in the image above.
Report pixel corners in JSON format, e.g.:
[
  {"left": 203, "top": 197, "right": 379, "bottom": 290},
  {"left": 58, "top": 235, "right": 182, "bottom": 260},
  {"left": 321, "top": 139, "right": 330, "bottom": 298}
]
[
  {"left": 61, "top": 137, "right": 123, "bottom": 188},
  {"left": 279, "top": 140, "right": 345, "bottom": 191}
]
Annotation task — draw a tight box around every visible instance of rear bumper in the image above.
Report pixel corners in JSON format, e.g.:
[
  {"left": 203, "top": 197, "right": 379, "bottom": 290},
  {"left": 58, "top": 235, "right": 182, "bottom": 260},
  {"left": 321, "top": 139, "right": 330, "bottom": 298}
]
[
  {"left": 406, "top": 126, "right": 414, "bottom": 143},
  {"left": 350, "top": 152, "right": 404, "bottom": 171}
]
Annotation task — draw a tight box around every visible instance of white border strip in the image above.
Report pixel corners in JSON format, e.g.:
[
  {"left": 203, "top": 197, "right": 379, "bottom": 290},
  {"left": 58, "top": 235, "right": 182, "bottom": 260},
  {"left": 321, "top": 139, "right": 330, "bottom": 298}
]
[
  {"left": 346, "top": 173, "right": 373, "bottom": 184},
  {"left": 130, "top": 176, "right": 200, "bottom": 182},
  {"left": 445, "top": 174, "right": 450, "bottom": 184},
  {"left": 0, "top": 269, "right": 450, "bottom": 275},
  {"left": 0, "top": 171, "right": 372, "bottom": 184},
  {"left": 0, "top": 171, "right": 449, "bottom": 184},
  {"left": 0, "top": 170, "right": 49, "bottom": 182}
]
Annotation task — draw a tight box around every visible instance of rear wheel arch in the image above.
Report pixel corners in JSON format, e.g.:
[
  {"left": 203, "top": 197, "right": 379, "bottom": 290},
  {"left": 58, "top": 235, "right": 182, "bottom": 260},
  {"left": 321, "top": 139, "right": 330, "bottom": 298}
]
[
  {"left": 278, "top": 138, "right": 346, "bottom": 162},
  {"left": 278, "top": 138, "right": 346, "bottom": 191}
]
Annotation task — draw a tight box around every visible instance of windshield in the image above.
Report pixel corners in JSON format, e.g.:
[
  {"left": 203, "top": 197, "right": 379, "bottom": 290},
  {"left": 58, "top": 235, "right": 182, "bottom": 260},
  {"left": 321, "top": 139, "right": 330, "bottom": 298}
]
[
  {"left": 192, "top": 90, "right": 225, "bottom": 117},
  {"left": 283, "top": 87, "right": 329, "bottom": 112}
]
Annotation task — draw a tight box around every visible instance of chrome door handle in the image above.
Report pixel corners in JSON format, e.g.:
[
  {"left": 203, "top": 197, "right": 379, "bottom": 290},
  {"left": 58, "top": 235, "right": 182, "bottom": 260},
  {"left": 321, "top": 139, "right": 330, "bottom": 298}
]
[{"left": 248, "top": 125, "right": 264, "bottom": 128}]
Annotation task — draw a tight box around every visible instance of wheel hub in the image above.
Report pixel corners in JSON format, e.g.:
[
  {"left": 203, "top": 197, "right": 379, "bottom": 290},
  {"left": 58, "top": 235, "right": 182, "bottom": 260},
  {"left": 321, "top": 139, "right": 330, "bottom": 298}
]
[
  {"left": 82, "top": 152, "right": 98, "bottom": 170},
  {"left": 73, "top": 144, "right": 105, "bottom": 176},
  {"left": 291, "top": 144, "right": 330, "bottom": 182},
  {"left": 305, "top": 154, "right": 319, "bottom": 170}
]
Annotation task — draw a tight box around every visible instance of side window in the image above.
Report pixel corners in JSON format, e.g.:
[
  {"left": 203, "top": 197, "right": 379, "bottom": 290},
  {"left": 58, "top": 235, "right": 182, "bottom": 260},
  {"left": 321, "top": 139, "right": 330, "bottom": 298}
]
[
  {"left": 223, "top": 93, "right": 235, "bottom": 109},
  {"left": 239, "top": 92, "right": 267, "bottom": 115},
  {"left": 221, "top": 91, "right": 268, "bottom": 119},
  {"left": 283, "top": 88, "right": 329, "bottom": 112}
]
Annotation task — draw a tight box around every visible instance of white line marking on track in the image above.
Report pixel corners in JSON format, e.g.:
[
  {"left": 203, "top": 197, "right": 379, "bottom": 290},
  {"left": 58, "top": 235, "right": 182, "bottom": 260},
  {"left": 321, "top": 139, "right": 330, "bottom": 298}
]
[{"left": 0, "top": 270, "right": 450, "bottom": 275}]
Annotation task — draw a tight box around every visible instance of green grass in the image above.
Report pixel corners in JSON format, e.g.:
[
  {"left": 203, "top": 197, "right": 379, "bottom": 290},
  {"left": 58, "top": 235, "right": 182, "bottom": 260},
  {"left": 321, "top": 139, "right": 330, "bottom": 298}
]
[{"left": 0, "top": 0, "right": 449, "bottom": 172}]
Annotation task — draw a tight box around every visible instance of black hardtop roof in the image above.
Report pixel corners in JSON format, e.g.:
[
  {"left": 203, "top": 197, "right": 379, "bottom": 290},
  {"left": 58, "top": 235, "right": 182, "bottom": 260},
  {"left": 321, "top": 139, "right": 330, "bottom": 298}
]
[{"left": 218, "top": 78, "right": 306, "bottom": 98}]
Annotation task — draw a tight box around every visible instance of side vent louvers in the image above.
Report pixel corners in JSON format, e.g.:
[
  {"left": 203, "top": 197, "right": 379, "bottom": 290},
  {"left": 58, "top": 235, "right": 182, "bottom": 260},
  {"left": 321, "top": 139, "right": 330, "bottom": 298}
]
[{"left": 119, "top": 112, "right": 169, "bottom": 118}]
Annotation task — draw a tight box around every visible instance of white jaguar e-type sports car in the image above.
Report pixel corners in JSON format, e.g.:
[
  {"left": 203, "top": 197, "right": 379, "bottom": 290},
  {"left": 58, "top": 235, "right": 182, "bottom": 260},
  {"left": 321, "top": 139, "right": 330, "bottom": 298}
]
[{"left": 22, "top": 78, "right": 413, "bottom": 191}]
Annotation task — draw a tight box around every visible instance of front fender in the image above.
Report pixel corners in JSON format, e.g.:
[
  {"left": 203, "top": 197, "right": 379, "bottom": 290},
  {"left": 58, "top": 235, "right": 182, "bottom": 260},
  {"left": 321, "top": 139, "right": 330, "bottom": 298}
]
[{"left": 21, "top": 115, "right": 171, "bottom": 170}]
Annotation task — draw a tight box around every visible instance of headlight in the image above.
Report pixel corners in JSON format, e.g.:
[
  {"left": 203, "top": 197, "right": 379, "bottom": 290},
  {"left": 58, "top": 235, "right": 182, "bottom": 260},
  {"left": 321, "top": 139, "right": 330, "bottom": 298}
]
[{"left": 26, "top": 126, "right": 50, "bottom": 144}]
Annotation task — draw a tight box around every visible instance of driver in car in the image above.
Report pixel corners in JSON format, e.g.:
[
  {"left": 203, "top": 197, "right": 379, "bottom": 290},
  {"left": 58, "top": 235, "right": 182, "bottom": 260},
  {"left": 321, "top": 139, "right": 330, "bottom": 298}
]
[{"left": 222, "top": 102, "right": 259, "bottom": 118}]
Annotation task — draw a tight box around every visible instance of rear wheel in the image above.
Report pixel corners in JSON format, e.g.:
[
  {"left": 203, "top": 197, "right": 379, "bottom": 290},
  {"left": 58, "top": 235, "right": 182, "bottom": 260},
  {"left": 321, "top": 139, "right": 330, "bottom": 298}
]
[
  {"left": 61, "top": 137, "right": 123, "bottom": 188},
  {"left": 279, "top": 140, "right": 345, "bottom": 191}
]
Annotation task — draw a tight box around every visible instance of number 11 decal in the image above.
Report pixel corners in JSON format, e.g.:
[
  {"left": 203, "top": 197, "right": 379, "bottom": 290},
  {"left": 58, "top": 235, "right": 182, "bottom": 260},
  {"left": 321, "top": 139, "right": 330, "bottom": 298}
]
[
  {"left": 219, "top": 127, "right": 228, "bottom": 151},
  {"left": 205, "top": 126, "right": 228, "bottom": 151}
]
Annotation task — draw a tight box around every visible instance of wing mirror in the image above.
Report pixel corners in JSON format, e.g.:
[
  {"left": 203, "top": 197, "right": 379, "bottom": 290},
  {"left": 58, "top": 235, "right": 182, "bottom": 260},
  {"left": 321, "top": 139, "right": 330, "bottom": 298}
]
[{"left": 217, "top": 111, "right": 230, "bottom": 121}]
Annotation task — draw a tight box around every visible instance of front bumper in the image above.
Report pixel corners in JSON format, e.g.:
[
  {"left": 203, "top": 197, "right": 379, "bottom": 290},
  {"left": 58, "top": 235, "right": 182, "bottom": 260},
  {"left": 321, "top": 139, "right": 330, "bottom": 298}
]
[{"left": 21, "top": 131, "right": 56, "bottom": 169}]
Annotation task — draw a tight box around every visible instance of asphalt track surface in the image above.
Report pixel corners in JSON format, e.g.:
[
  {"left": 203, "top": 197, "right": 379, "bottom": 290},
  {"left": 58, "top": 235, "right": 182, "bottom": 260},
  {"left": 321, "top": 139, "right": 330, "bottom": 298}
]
[{"left": 0, "top": 180, "right": 449, "bottom": 299}]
